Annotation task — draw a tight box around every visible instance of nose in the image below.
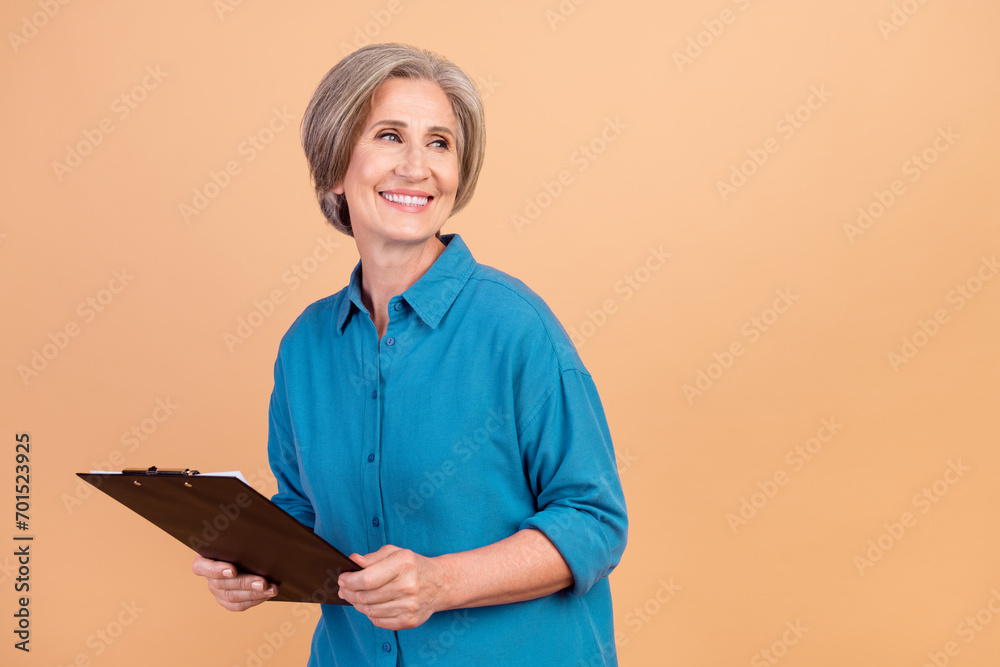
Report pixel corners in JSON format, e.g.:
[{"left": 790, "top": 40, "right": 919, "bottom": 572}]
[{"left": 395, "top": 143, "right": 431, "bottom": 181}]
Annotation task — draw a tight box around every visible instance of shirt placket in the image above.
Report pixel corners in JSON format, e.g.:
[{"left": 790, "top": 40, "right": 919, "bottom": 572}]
[{"left": 360, "top": 300, "right": 403, "bottom": 665}]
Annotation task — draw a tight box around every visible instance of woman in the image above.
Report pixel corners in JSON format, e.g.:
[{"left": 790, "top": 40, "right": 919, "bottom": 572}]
[{"left": 192, "top": 43, "right": 627, "bottom": 666}]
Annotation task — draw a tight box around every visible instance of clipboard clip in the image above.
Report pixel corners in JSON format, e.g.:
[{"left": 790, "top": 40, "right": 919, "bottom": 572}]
[{"left": 121, "top": 466, "right": 201, "bottom": 476}]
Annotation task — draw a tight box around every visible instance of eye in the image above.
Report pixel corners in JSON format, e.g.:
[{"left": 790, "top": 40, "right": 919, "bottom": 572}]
[
  {"left": 376, "top": 131, "right": 401, "bottom": 143},
  {"left": 429, "top": 138, "right": 450, "bottom": 149}
]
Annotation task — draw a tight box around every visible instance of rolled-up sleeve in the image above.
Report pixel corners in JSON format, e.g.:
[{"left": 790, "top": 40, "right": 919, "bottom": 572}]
[{"left": 517, "top": 366, "right": 628, "bottom": 596}]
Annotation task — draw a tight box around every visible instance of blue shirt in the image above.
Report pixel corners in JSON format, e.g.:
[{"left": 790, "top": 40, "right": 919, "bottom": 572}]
[{"left": 267, "top": 233, "right": 628, "bottom": 666}]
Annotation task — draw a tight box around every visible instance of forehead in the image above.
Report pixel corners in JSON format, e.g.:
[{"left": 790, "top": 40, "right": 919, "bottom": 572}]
[{"left": 367, "top": 78, "right": 456, "bottom": 129}]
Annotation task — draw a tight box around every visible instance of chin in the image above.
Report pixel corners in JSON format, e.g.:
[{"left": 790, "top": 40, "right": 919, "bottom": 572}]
[{"left": 379, "top": 226, "right": 445, "bottom": 245}]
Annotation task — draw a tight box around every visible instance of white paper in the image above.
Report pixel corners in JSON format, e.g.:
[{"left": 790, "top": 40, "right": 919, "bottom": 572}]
[{"left": 87, "top": 470, "right": 249, "bottom": 484}]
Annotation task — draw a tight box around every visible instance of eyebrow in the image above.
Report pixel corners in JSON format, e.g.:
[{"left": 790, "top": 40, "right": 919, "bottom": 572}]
[{"left": 367, "top": 119, "right": 455, "bottom": 139}]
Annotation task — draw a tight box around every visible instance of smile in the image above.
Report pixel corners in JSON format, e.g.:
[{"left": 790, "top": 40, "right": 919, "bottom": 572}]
[{"left": 380, "top": 192, "right": 430, "bottom": 207}]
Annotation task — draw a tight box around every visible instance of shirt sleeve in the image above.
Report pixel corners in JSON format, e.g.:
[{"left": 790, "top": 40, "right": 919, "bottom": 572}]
[
  {"left": 517, "top": 367, "right": 628, "bottom": 596},
  {"left": 267, "top": 353, "right": 317, "bottom": 529}
]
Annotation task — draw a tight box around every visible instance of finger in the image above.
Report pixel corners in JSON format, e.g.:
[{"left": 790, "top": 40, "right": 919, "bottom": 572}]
[
  {"left": 368, "top": 611, "right": 426, "bottom": 631},
  {"left": 363, "top": 544, "right": 402, "bottom": 565},
  {"left": 191, "top": 554, "right": 237, "bottom": 580},
  {"left": 212, "top": 581, "right": 278, "bottom": 600},
  {"left": 339, "top": 555, "right": 403, "bottom": 595},
  {"left": 191, "top": 557, "right": 274, "bottom": 592},
  {"left": 214, "top": 587, "right": 276, "bottom": 612},
  {"left": 209, "top": 579, "right": 278, "bottom": 609},
  {"left": 209, "top": 572, "right": 277, "bottom": 594},
  {"left": 339, "top": 545, "right": 404, "bottom": 591},
  {"left": 341, "top": 575, "right": 409, "bottom": 606},
  {"left": 349, "top": 544, "right": 401, "bottom": 569},
  {"left": 342, "top": 553, "right": 429, "bottom": 610},
  {"left": 339, "top": 582, "right": 404, "bottom": 608},
  {"left": 352, "top": 592, "right": 430, "bottom": 628},
  {"left": 218, "top": 598, "right": 265, "bottom": 612}
]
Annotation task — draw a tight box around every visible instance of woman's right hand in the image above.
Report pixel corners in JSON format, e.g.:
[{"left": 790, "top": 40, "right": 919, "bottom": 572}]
[{"left": 191, "top": 553, "right": 278, "bottom": 611}]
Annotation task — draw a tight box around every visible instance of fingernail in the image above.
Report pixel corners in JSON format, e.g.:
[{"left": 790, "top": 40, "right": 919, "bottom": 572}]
[
  {"left": 267, "top": 586, "right": 278, "bottom": 596},
  {"left": 252, "top": 580, "right": 263, "bottom": 592},
  {"left": 222, "top": 568, "right": 234, "bottom": 578}
]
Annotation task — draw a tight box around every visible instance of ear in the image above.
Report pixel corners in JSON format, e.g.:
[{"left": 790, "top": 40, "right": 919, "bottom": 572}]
[{"left": 332, "top": 181, "right": 345, "bottom": 195}]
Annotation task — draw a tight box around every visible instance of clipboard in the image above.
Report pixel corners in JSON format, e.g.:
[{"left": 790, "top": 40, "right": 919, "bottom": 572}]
[{"left": 78, "top": 467, "right": 360, "bottom": 604}]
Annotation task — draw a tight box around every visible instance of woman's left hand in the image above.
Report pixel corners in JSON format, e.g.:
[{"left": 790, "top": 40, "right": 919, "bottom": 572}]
[{"left": 338, "top": 545, "right": 453, "bottom": 630}]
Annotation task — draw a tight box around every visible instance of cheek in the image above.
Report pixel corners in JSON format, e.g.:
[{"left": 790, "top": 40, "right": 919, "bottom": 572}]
[
  {"left": 441, "top": 162, "right": 460, "bottom": 197},
  {"left": 345, "top": 148, "right": 387, "bottom": 191}
]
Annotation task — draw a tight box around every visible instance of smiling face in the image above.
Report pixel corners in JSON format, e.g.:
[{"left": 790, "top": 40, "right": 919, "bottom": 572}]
[{"left": 333, "top": 77, "right": 460, "bottom": 250}]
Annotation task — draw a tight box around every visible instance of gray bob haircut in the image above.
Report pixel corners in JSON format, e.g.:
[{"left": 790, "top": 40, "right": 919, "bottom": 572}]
[{"left": 301, "top": 43, "right": 486, "bottom": 236}]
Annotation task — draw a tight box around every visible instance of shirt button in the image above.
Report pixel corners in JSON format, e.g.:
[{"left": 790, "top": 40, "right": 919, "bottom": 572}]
[
  {"left": 383, "top": 642, "right": 392, "bottom": 653},
  {"left": 386, "top": 337, "right": 395, "bottom": 346},
  {"left": 372, "top": 517, "right": 380, "bottom": 527},
  {"left": 371, "top": 390, "right": 377, "bottom": 399},
  {"left": 367, "top": 453, "right": 375, "bottom": 463},
  {"left": 393, "top": 302, "right": 403, "bottom": 311}
]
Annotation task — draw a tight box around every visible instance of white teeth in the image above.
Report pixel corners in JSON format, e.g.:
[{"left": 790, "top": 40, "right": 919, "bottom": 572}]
[{"left": 381, "top": 192, "right": 429, "bottom": 206}]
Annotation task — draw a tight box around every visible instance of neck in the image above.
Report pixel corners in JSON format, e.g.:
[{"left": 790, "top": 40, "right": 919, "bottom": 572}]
[{"left": 355, "top": 234, "right": 447, "bottom": 338}]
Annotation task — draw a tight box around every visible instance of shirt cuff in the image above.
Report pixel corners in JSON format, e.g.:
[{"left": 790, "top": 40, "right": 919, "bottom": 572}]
[{"left": 519, "top": 504, "right": 624, "bottom": 596}]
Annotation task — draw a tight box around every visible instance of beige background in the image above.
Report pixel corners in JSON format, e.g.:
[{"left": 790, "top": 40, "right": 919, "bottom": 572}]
[{"left": 2, "top": 1, "right": 999, "bottom": 665}]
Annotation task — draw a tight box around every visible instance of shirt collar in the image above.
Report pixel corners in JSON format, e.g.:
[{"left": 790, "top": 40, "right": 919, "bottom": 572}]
[{"left": 335, "top": 233, "right": 476, "bottom": 334}]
